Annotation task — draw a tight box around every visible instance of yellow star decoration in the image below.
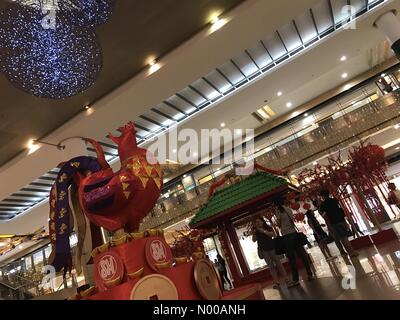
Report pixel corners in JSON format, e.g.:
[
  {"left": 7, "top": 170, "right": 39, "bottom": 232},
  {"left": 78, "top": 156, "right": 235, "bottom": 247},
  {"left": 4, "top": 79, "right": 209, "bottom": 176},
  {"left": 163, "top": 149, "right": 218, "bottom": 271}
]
[
  {"left": 59, "top": 208, "right": 67, "bottom": 218},
  {"left": 58, "top": 173, "right": 68, "bottom": 183},
  {"left": 125, "top": 156, "right": 162, "bottom": 190},
  {"left": 59, "top": 223, "right": 67, "bottom": 235},
  {"left": 58, "top": 191, "right": 66, "bottom": 201},
  {"left": 70, "top": 161, "right": 80, "bottom": 168},
  {"left": 122, "top": 182, "right": 129, "bottom": 190}
]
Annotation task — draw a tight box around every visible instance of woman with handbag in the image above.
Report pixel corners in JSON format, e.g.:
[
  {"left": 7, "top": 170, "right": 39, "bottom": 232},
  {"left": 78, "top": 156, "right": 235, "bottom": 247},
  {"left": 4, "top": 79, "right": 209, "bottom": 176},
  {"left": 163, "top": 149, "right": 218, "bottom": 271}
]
[
  {"left": 252, "top": 217, "right": 289, "bottom": 289},
  {"left": 274, "top": 198, "right": 315, "bottom": 287}
]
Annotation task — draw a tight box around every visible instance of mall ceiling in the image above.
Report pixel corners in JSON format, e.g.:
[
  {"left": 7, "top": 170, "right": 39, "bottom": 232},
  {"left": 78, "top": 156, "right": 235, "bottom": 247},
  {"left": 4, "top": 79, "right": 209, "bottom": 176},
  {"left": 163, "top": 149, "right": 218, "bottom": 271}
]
[{"left": 0, "top": 0, "right": 244, "bottom": 167}]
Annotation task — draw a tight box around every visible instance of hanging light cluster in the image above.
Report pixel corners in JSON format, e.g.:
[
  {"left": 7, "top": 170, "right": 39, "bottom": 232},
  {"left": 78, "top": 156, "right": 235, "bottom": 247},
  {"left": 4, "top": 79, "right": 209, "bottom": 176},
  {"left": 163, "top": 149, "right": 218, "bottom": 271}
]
[{"left": 0, "top": 0, "right": 115, "bottom": 99}]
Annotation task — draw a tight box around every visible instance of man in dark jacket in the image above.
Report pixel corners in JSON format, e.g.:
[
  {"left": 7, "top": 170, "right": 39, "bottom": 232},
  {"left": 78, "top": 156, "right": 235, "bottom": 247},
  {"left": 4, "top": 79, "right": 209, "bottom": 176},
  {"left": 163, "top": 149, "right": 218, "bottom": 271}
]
[{"left": 319, "top": 190, "right": 359, "bottom": 257}]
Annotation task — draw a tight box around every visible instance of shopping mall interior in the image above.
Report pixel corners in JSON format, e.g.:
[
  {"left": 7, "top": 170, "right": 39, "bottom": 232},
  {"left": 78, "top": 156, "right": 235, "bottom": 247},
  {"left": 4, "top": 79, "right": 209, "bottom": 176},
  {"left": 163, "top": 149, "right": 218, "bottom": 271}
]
[{"left": 1, "top": 0, "right": 400, "bottom": 301}]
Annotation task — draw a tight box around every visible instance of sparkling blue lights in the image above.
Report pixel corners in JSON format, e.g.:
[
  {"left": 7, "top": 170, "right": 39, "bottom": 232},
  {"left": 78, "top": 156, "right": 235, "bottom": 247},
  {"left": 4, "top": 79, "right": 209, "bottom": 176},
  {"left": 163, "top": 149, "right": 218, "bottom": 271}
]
[
  {"left": 60, "top": 0, "right": 115, "bottom": 28},
  {"left": 0, "top": 4, "right": 105, "bottom": 99}
]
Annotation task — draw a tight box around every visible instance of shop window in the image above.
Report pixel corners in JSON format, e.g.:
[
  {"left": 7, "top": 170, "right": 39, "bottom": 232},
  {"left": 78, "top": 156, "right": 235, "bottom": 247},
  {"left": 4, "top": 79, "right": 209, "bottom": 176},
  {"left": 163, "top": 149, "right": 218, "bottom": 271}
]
[{"left": 233, "top": 223, "right": 266, "bottom": 273}]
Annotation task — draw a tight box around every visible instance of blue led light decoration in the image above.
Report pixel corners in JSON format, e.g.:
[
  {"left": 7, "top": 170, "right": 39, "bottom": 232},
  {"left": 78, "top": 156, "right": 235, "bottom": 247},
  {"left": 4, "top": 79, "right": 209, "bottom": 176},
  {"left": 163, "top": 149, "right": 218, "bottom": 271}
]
[
  {"left": 0, "top": 4, "right": 103, "bottom": 99},
  {"left": 14, "top": 0, "right": 115, "bottom": 28},
  {"left": 59, "top": 0, "right": 115, "bottom": 28}
]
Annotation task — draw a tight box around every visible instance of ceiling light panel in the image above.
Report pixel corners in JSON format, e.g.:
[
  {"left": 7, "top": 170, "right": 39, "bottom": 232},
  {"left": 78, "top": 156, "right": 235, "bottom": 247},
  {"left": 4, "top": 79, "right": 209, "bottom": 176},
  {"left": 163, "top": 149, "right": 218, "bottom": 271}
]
[
  {"left": 178, "top": 87, "right": 207, "bottom": 107},
  {"left": 218, "top": 60, "right": 246, "bottom": 85},
  {"left": 277, "top": 23, "right": 303, "bottom": 52},
  {"left": 166, "top": 95, "right": 196, "bottom": 114},
  {"left": 312, "top": 0, "right": 334, "bottom": 33},
  {"left": 262, "top": 32, "right": 287, "bottom": 60},
  {"left": 294, "top": 11, "right": 318, "bottom": 44},
  {"left": 246, "top": 43, "right": 273, "bottom": 69},
  {"left": 232, "top": 55, "right": 259, "bottom": 77},
  {"left": 331, "top": 0, "right": 352, "bottom": 25},
  {"left": 204, "top": 70, "right": 233, "bottom": 94}
]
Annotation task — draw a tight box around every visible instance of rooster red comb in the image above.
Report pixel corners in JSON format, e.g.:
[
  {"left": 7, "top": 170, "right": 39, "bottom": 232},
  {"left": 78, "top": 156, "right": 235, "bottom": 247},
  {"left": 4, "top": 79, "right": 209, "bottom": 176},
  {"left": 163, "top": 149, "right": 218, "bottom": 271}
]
[{"left": 119, "top": 121, "right": 136, "bottom": 133}]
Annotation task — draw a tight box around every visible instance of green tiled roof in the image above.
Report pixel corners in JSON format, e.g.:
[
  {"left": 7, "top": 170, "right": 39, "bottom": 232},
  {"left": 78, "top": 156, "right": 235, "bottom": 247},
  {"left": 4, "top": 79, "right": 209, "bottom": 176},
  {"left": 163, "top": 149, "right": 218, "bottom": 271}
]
[{"left": 190, "top": 172, "right": 288, "bottom": 226}]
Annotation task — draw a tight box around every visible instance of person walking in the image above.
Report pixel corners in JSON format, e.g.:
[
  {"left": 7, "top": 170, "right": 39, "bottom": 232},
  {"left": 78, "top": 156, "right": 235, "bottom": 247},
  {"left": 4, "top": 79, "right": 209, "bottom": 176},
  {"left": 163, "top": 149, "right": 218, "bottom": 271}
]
[
  {"left": 215, "top": 253, "right": 232, "bottom": 289},
  {"left": 274, "top": 198, "right": 314, "bottom": 287},
  {"left": 388, "top": 182, "right": 400, "bottom": 212},
  {"left": 305, "top": 207, "right": 335, "bottom": 261},
  {"left": 252, "top": 217, "right": 289, "bottom": 289},
  {"left": 319, "top": 190, "right": 359, "bottom": 258}
]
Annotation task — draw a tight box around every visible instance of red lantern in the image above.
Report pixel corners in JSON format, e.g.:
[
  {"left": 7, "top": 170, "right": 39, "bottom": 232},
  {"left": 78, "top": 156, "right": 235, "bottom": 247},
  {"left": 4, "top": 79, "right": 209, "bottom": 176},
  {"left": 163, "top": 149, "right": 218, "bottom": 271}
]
[
  {"left": 291, "top": 203, "right": 300, "bottom": 210},
  {"left": 287, "top": 192, "right": 296, "bottom": 201},
  {"left": 294, "top": 212, "right": 305, "bottom": 222}
]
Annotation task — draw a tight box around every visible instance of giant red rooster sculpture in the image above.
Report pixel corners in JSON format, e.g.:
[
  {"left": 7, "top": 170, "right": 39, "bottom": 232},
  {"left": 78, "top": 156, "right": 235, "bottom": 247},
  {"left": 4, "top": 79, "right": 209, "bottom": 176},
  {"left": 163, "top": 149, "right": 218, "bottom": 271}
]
[{"left": 48, "top": 121, "right": 163, "bottom": 272}]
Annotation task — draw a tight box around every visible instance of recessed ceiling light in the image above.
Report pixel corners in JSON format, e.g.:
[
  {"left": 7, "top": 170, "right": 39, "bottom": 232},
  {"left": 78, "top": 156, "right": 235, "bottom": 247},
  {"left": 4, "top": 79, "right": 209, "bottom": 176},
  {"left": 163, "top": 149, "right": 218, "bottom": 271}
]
[
  {"left": 220, "top": 122, "right": 225, "bottom": 127},
  {"left": 149, "top": 61, "right": 161, "bottom": 74},
  {"left": 341, "top": 73, "right": 348, "bottom": 79},
  {"left": 340, "top": 56, "right": 347, "bottom": 62},
  {"left": 27, "top": 139, "right": 40, "bottom": 155},
  {"left": 304, "top": 113, "right": 309, "bottom": 117},
  {"left": 183, "top": 174, "right": 187, "bottom": 178},
  {"left": 286, "top": 102, "right": 292, "bottom": 108},
  {"left": 277, "top": 91, "right": 283, "bottom": 97},
  {"left": 209, "top": 13, "right": 227, "bottom": 32},
  {"left": 84, "top": 105, "right": 90, "bottom": 110}
]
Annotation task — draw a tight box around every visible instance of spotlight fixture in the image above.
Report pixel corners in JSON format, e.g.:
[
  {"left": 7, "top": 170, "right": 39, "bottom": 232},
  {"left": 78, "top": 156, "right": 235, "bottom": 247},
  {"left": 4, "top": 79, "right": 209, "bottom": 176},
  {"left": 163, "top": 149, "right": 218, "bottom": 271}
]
[
  {"left": 148, "top": 59, "right": 161, "bottom": 74},
  {"left": 85, "top": 105, "right": 90, "bottom": 110},
  {"left": 277, "top": 91, "right": 283, "bottom": 97},
  {"left": 220, "top": 122, "right": 226, "bottom": 128},
  {"left": 209, "top": 13, "right": 228, "bottom": 33},
  {"left": 341, "top": 73, "right": 348, "bottom": 78},
  {"left": 340, "top": 56, "right": 347, "bottom": 61},
  {"left": 27, "top": 139, "right": 40, "bottom": 154},
  {"left": 286, "top": 102, "right": 292, "bottom": 108}
]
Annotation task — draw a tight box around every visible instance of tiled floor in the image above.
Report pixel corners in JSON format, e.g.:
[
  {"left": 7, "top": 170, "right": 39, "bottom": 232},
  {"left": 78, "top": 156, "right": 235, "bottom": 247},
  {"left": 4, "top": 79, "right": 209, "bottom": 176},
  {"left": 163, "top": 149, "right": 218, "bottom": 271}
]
[{"left": 262, "top": 222, "right": 400, "bottom": 300}]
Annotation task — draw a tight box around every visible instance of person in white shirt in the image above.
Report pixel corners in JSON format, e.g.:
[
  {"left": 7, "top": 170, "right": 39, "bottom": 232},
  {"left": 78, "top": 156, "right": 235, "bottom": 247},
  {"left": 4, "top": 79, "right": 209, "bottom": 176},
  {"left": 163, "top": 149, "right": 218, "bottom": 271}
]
[{"left": 274, "top": 198, "right": 314, "bottom": 287}]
